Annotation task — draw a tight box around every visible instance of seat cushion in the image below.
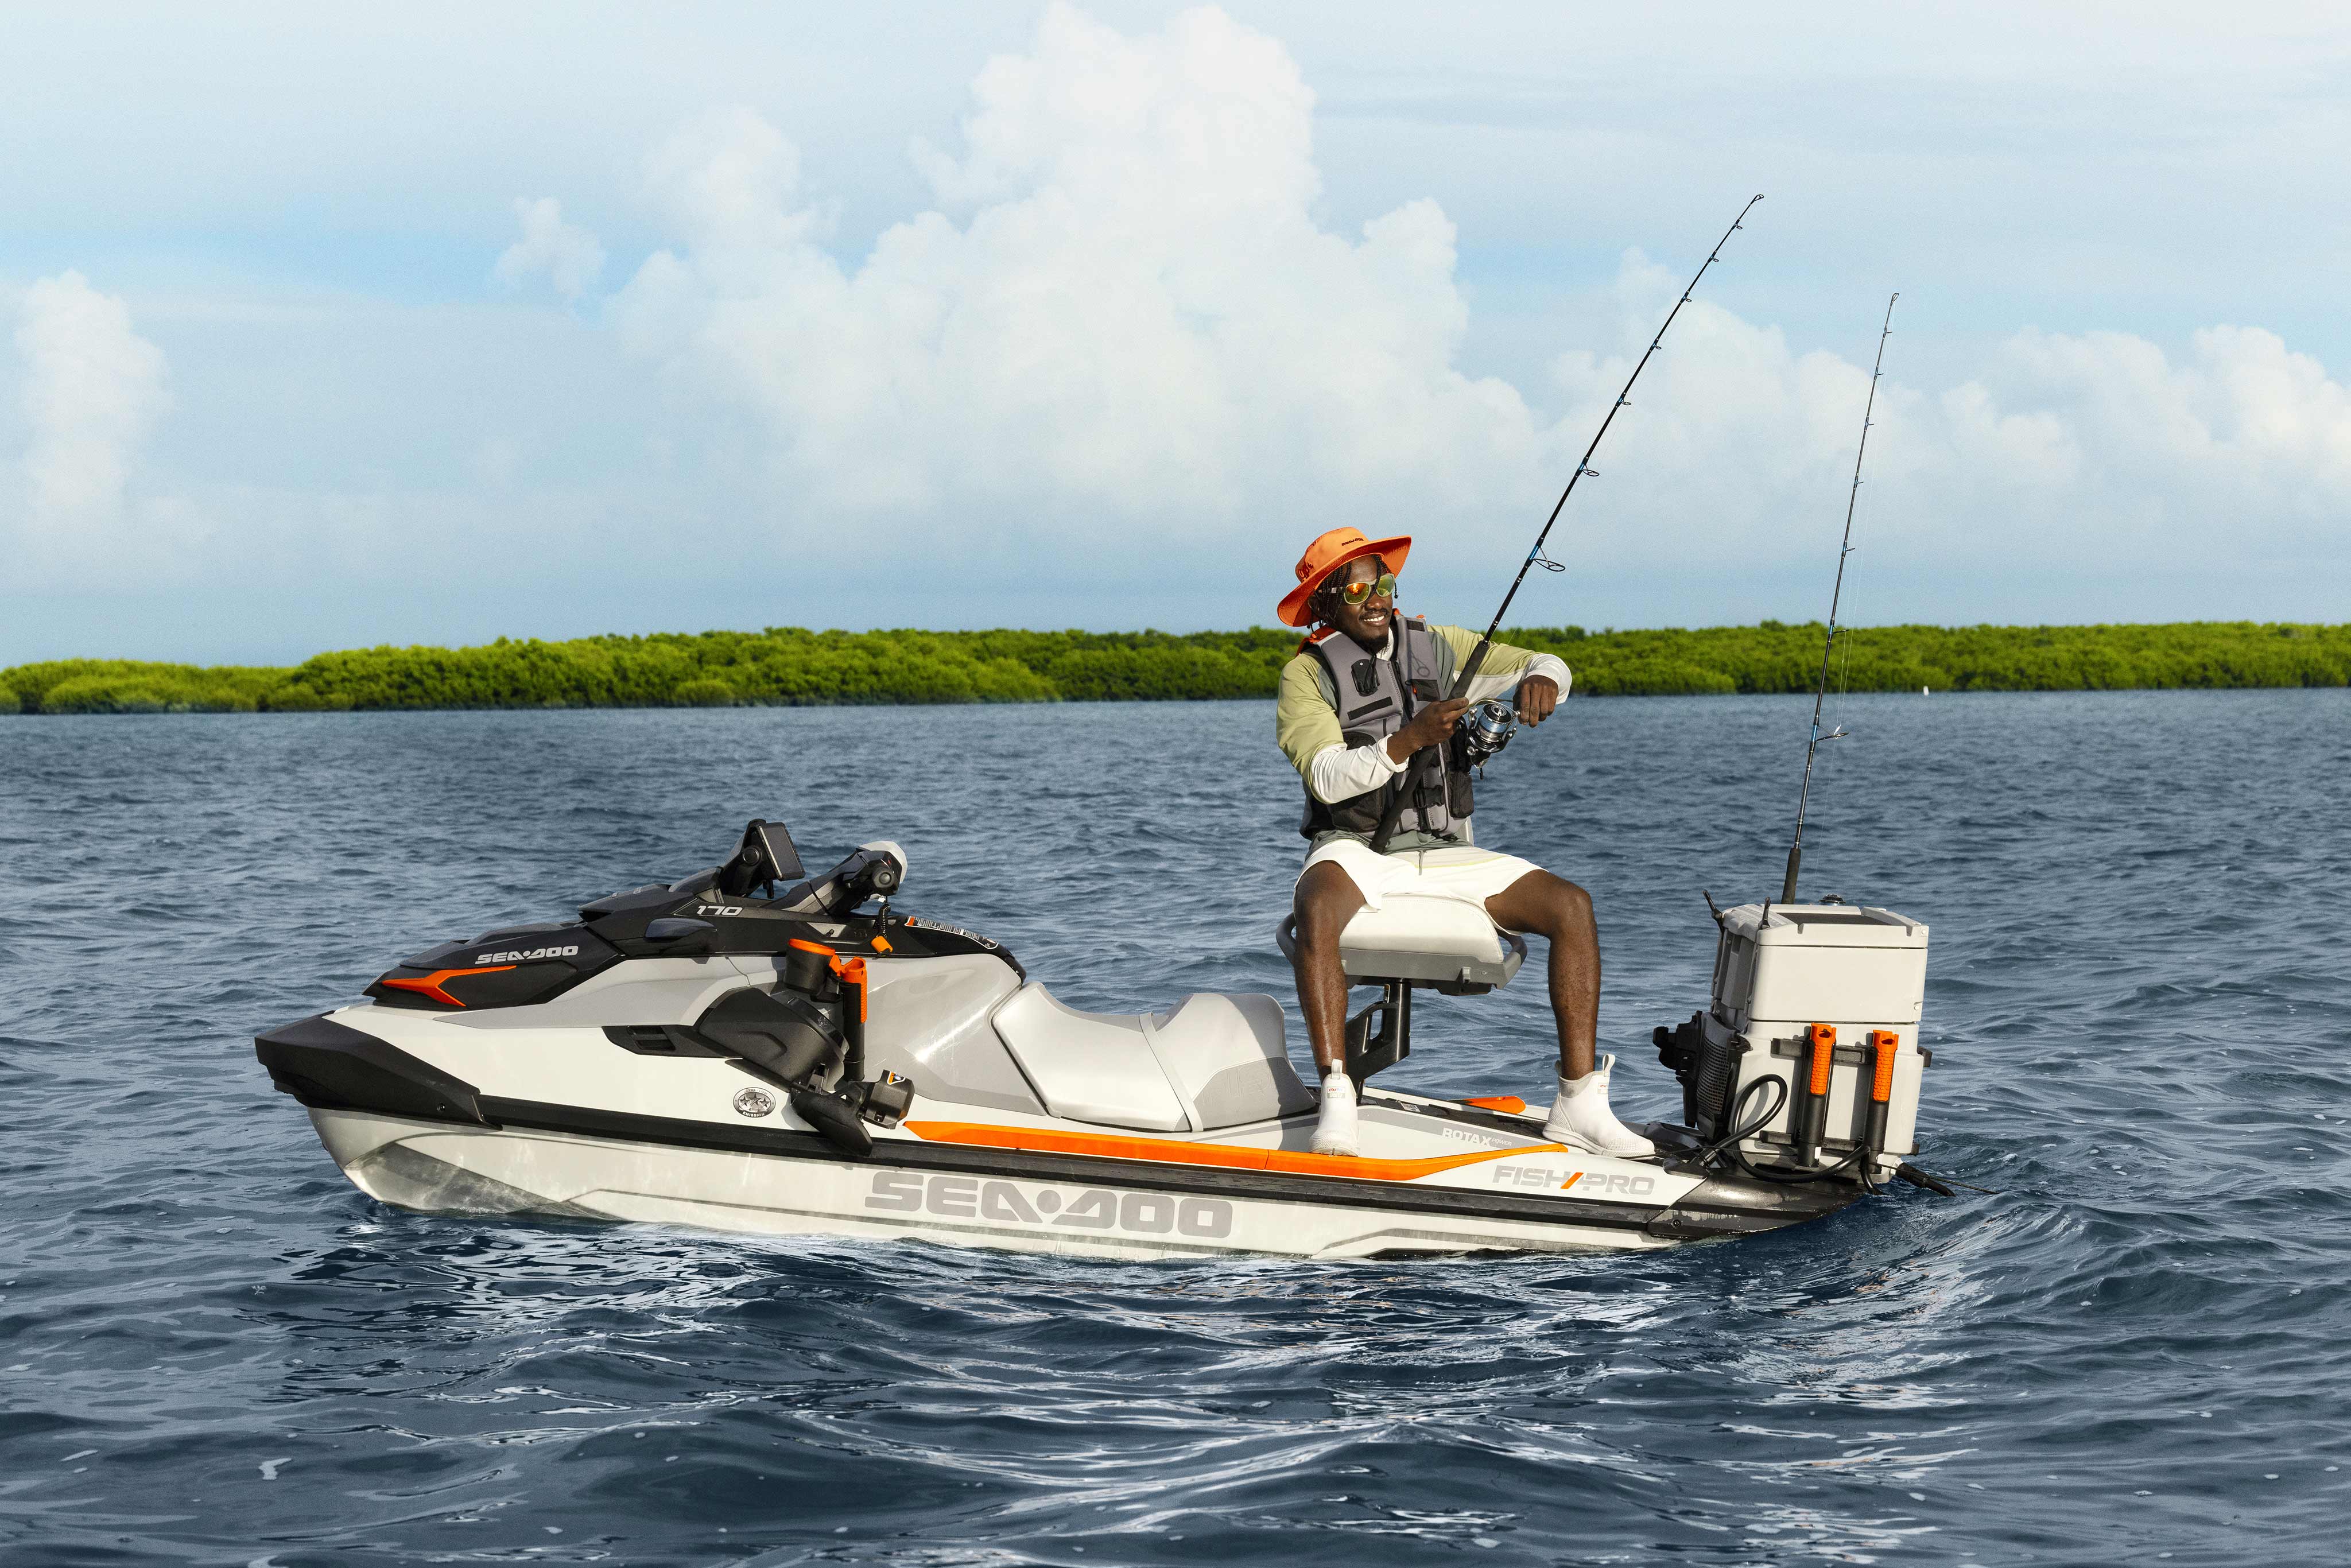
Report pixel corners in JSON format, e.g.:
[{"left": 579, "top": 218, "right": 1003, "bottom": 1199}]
[
  {"left": 990, "top": 984, "right": 1190, "bottom": 1131},
  {"left": 1276, "top": 901, "right": 1527, "bottom": 987},
  {"left": 864, "top": 954, "right": 1039, "bottom": 1116},
  {"left": 989, "top": 985, "right": 1311, "bottom": 1133},
  {"left": 1147, "top": 992, "right": 1312, "bottom": 1130}
]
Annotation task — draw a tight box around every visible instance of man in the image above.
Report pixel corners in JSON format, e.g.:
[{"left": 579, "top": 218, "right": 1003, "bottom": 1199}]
[{"left": 1274, "top": 526, "right": 1653, "bottom": 1159}]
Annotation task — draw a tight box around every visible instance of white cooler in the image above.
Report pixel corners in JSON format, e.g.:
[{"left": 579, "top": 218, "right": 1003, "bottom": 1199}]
[{"left": 1698, "top": 902, "right": 1931, "bottom": 1173}]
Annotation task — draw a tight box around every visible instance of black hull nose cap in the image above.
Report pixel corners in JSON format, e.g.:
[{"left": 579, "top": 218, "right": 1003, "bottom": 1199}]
[
  {"left": 254, "top": 1012, "right": 488, "bottom": 1127},
  {"left": 1644, "top": 1169, "right": 1859, "bottom": 1240}
]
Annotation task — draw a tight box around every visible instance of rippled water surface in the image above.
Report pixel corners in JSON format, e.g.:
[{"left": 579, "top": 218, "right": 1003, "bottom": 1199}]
[{"left": 4, "top": 691, "right": 2348, "bottom": 1565}]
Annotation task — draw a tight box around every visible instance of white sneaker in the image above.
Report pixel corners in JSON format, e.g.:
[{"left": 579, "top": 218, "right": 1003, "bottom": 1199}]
[
  {"left": 1541, "top": 1054, "right": 1655, "bottom": 1158},
  {"left": 1310, "top": 1070, "right": 1359, "bottom": 1156}
]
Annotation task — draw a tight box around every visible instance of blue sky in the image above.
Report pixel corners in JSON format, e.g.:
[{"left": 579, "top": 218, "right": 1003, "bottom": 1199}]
[{"left": 3, "top": 3, "right": 2346, "bottom": 664}]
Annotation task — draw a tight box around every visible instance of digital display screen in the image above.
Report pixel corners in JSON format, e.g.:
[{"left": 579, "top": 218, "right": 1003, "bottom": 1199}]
[{"left": 752, "top": 818, "right": 805, "bottom": 883}]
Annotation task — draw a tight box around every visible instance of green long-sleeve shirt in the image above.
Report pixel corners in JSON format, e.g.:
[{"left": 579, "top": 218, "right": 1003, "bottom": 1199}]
[{"left": 1275, "top": 623, "right": 1570, "bottom": 851}]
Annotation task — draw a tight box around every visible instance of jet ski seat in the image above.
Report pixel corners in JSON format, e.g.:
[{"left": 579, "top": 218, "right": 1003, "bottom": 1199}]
[
  {"left": 1273, "top": 901, "right": 1527, "bottom": 993},
  {"left": 990, "top": 983, "right": 1314, "bottom": 1134},
  {"left": 1273, "top": 901, "right": 1528, "bottom": 1087}
]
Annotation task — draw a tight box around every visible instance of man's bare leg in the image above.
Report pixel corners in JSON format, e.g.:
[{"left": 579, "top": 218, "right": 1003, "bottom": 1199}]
[
  {"left": 1483, "top": 870, "right": 1599, "bottom": 1080},
  {"left": 1292, "top": 861, "right": 1367, "bottom": 1154},
  {"left": 1292, "top": 861, "right": 1367, "bottom": 1074},
  {"left": 1486, "top": 870, "right": 1650, "bottom": 1156}
]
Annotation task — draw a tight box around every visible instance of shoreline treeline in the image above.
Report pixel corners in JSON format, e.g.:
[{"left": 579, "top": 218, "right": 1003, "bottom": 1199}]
[{"left": 3, "top": 622, "right": 2346, "bottom": 715}]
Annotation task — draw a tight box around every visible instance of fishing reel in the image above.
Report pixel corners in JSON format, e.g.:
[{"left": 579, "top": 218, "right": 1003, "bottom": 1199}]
[{"left": 1453, "top": 699, "right": 1519, "bottom": 775}]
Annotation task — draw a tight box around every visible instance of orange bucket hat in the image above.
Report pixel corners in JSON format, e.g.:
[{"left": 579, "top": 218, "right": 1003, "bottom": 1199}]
[{"left": 1277, "top": 527, "right": 1413, "bottom": 627}]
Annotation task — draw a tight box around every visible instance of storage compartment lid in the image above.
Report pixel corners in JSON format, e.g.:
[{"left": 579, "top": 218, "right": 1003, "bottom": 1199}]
[{"left": 1718, "top": 903, "right": 1926, "bottom": 949}]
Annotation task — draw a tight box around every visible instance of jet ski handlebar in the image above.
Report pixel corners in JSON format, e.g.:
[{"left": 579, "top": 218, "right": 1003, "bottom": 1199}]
[
  {"left": 771, "top": 841, "right": 907, "bottom": 919},
  {"left": 686, "top": 820, "right": 907, "bottom": 918}
]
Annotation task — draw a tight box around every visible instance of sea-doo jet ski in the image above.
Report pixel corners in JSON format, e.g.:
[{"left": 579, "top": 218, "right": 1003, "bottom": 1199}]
[{"left": 257, "top": 817, "right": 1941, "bottom": 1260}]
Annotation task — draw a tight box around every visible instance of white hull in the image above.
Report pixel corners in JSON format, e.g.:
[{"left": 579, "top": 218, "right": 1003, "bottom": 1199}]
[
  {"left": 259, "top": 864, "right": 1899, "bottom": 1262},
  {"left": 314, "top": 1107, "right": 1686, "bottom": 1262}
]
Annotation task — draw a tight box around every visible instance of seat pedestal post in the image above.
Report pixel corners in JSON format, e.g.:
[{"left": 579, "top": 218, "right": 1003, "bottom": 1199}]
[{"left": 1344, "top": 979, "right": 1413, "bottom": 1090}]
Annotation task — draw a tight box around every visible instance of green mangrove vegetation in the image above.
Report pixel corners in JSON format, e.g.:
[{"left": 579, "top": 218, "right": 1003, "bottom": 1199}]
[
  {"left": 1, "top": 658, "right": 298, "bottom": 716},
  {"left": 5, "top": 621, "right": 2346, "bottom": 715}
]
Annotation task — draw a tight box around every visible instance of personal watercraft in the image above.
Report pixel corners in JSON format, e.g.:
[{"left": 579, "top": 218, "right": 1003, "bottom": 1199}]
[{"left": 257, "top": 818, "right": 1941, "bottom": 1260}]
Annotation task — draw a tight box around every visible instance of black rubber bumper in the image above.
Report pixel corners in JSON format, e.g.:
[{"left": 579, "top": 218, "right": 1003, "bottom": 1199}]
[{"left": 255, "top": 1012, "right": 488, "bottom": 1126}]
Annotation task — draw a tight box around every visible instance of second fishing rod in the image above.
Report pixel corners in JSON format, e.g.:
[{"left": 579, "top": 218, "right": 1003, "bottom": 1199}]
[{"left": 1369, "top": 193, "right": 1766, "bottom": 854}]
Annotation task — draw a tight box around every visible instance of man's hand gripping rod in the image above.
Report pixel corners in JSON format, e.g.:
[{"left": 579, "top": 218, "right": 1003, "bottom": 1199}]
[{"left": 1370, "top": 195, "right": 1766, "bottom": 853}]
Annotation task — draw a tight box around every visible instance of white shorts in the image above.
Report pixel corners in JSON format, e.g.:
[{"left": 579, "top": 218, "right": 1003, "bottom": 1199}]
[{"left": 1299, "top": 839, "right": 1545, "bottom": 929}]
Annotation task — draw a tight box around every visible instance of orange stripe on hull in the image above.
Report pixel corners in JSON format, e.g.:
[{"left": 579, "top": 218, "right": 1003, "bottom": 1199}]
[{"left": 902, "top": 1120, "right": 1565, "bottom": 1183}]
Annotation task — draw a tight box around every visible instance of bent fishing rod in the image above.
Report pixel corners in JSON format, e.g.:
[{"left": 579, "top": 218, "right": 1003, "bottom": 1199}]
[
  {"left": 1370, "top": 192, "right": 1766, "bottom": 853},
  {"left": 1779, "top": 290, "right": 1899, "bottom": 904}
]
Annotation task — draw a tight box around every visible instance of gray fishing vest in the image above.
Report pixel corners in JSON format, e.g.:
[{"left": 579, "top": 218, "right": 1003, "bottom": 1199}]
[{"left": 1300, "top": 616, "right": 1475, "bottom": 848}]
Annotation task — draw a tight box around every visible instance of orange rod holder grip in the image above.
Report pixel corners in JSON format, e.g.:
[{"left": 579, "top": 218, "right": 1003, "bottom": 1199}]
[
  {"left": 828, "top": 955, "right": 869, "bottom": 1022},
  {"left": 1787, "top": 1022, "right": 1837, "bottom": 1164},
  {"left": 1868, "top": 1030, "right": 1898, "bottom": 1104},
  {"left": 1859, "top": 1028, "right": 1900, "bottom": 1180},
  {"left": 1806, "top": 1023, "right": 1837, "bottom": 1095}
]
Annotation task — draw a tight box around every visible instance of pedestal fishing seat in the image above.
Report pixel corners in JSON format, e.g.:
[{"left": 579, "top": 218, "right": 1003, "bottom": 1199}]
[{"left": 1275, "top": 899, "right": 1527, "bottom": 1088}]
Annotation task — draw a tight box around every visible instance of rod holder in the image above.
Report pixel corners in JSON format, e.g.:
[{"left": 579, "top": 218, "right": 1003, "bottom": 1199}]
[
  {"left": 1788, "top": 1022, "right": 1836, "bottom": 1164},
  {"left": 1860, "top": 1028, "right": 1899, "bottom": 1179}
]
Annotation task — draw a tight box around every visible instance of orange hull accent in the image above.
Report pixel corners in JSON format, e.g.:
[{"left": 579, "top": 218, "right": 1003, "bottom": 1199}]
[
  {"left": 1462, "top": 1095, "right": 1527, "bottom": 1115},
  {"left": 379, "top": 964, "right": 515, "bottom": 1008},
  {"left": 903, "top": 1120, "right": 1565, "bottom": 1183}
]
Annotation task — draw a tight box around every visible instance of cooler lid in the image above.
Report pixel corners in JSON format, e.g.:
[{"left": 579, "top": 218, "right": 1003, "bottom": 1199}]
[{"left": 1719, "top": 902, "right": 1927, "bottom": 948}]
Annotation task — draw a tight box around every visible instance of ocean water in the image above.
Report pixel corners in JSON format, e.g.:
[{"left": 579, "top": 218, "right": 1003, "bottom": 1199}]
[{"left": 2, "top": 690, "right": 2346, "bottom": 1565}]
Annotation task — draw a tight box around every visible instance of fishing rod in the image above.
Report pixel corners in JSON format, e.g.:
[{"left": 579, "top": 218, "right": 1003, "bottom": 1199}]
[
  {"left": 1370, "top": 192, "right": 1766, "bottom": 853},
  {"left": 1780, "top": 290, "right": 1899, "bottom": 905},
  {"left": 1470, "top": 192, "right": 1766, "bottom": 662}
]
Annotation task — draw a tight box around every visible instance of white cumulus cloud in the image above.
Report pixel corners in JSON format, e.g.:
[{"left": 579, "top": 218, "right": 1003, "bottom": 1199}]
[
  {"left": 1956, "top": 324, "right": 2351, "bottom": 546},
  {"left": 494, "top": 196, "right": 607, "bottom": 302},
  {"left": 612, "top": 4, "right": 1542, "bottom": 549},
  {"left": 6, "top": 270, "right": 207, "bottom": 579},
  {"left": 1530, "top": 268, "right": 2351, "bottom": 587},
  {"left": 18, "top": 4, "right": 2344, "bottom": 638},
  {"left": 594, "top": 2, "right": 2351, "bottom": 601},
  {"left": 16, "top": 271, "right": 169, "bottom": 526}
]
